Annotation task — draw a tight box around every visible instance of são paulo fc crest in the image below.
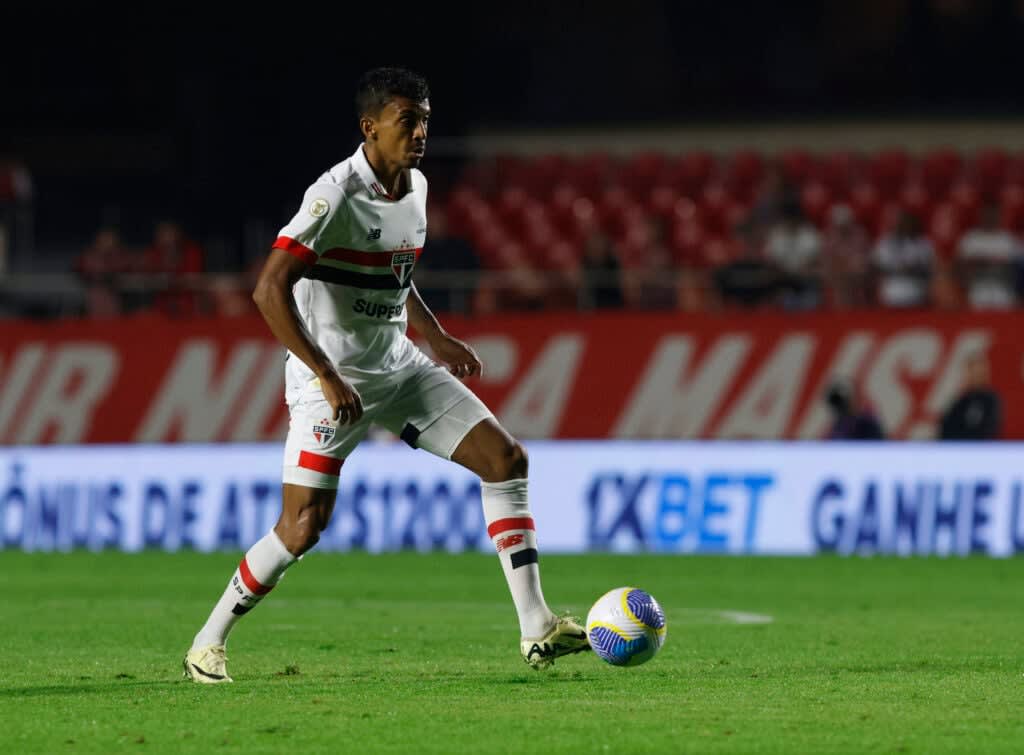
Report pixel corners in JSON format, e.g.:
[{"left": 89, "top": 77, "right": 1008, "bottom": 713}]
[
  {"left": 391, "top": 251, "right": 417, "bottom": 285},
  {"left": 312, "top": 418, "right": 335, "bottom": 445}
]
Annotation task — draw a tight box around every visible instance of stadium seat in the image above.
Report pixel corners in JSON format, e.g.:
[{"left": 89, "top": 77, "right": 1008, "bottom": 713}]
[
  {"left": 849, "top": 183, "right": 882, "bottom": 235},
  {"left": 948, "top": 181, "right": 980, "bottom": 228},
  {"left": 568, "top": 153, "right": 615, "bottom": 196},
  {"left": 724, "top": 149, "right": 765, "bottom": 203},
  {"left": 899, "top": 182, "right": 933, "bottom": 224},
  {"left": 699, "top": 183, "right": 745, "bottom": 235},
  {"left": 665, "top": 151, "right": 717, "bottom": 198},
  {"left": 970, "top": 148, "right": 1009, "bottom": 200},
  {"left": 619, "top": 152, "right": 668, "bottom": 196},
  {"left": 818, "top": 151, "right": 863, "bottom": 197},
  {"left": 1000, "top": 185, "right": 1024, "bottom": 233},
  {"left": 646, "top": 185, "right": 681, "bottom": 222},
  {"left": 920, "top": 148, "right": 962, "bottom": 198},
  {"left": 928, "top": 202, "right": 964, "bottom": 260},
  {"left": 497, "top": 187, "right": 530, "bottom": 231},
  {"left": 868, "top": 149, "right": 911, "bottom": 199},
  {"left": 800, "top": 181, "right": 833, "bottom": 227},
  {"left": 526, "top": 154, "right": 572, "bottom": 198},
  {"left": 778, "top": 149, "right": 817, "bottom": 186}
]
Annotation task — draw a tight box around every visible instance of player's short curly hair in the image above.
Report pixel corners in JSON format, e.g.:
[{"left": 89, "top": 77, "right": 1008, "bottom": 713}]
[{"left": 356, "top": 68, "right": 430, "bottom": 117}]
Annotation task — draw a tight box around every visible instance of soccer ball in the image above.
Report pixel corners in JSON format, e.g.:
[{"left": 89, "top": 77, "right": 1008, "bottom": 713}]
[{"left": 586, "top": 587, "right": 667, "bottom": 666}]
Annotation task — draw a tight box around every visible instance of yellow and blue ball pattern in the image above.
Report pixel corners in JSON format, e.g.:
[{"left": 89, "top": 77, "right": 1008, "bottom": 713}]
[{"left": 586, "top": 587, "right": 667, "bottom": 666}]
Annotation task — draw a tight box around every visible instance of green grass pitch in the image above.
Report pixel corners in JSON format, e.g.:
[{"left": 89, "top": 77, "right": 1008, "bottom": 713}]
[{"left": 1, "top": 552, "right": 1021, "bottom": 753}]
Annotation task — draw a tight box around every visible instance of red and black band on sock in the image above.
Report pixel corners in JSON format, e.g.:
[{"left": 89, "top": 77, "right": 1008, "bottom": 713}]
[
  {"left": 231, "top": 557, "right": 275, "bottom": 615},
  {"left": 487, "top": 517, "right": 539, "bottom": 569}
]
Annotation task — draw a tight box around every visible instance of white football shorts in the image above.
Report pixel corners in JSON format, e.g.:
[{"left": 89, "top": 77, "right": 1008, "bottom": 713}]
[{"left": 282, "top": 352, "right": 493, "bottom": 489}]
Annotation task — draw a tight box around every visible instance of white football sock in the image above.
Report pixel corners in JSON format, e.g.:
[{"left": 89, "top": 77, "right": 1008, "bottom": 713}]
[
  {"left": 481, "top": 478, "right": 556, "bottom": 638},
  {"left": 191, "top": 529, "right": 296, "bottom": 649}
]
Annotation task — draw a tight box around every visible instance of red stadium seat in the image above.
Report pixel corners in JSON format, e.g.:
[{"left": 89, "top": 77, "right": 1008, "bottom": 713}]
[
  {"left": 619, "top": 152, "right": 669, "bottom": 196},
  {"left": 665, "top": 151, "right": 717, "bottom": 198},
  {"left": 646, "top": 185, "right": 681, "bottom": 222},
  {"left": 526, "top": 154, "right": 571, "bottom": 198},
  {"left": 496, "top": 187, "right": 529, "bottom": 231},
  {"left": 868, "top": 149, "right": 911, "bottom": 200},
  {"left": 970, "top": 148, "right": 1010, "bottom": 199},
  {"left": 899, "top": 182, "right": 933, "bottom": 224},
  {"left": 699, "top": 183, "right": 745, "bottom": 235},
  {"left": 778, "top": 149, "right": 817, "bottom": 186},
  {"left": 495, "top": 154, "right": 531, "bottom": 188},
  {"left": 920, "top": 148, "right": 962, "bottom": 198},
  {"left": 817, "top": 151, "right": 863, "bottom": 197},
  {"left": 724, "top": 149, "right": 765, "bottom": 203},
  {"left": 800, "top": 182, "right": 833, "bottom": 228},
  {"left": 568, "top": 153, "right": 615, "bottom": 196},
  {"left": 670, "top": 222, "right": 708, "bottom": 267},
  {"left": 928, "top": 202, "right": 964, "bottom": 260},
  {"left": 849, "top": 183, "right": 882, "bottom": 235},
  {"left": 948, "top": 181, "right": 980, "bottom": 228},
  {"left": 669, "top": 196, "right": 703, "bottom": 231},
  {"left": 1001, "top": 185, "right": 1024, "bottom": 233}
]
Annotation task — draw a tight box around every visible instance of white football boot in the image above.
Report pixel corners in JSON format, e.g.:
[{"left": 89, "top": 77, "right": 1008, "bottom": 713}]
[
  {"left": 520, "top": 616, "right": 591, "bottom": 669},
  {"left": 183, "top": 644, "right": 233, "bottom": 684}
]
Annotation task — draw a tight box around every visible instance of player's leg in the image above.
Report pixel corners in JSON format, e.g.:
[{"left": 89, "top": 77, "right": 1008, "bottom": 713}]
[
  {"left": 187, "top": 484, "right": 335, "bottom": 671},
  {"left": 185, "top": 378, "right": 365, "bottom": 683},
  {"left": 384, "top": 360, "right": 588, "bottom": 667}
]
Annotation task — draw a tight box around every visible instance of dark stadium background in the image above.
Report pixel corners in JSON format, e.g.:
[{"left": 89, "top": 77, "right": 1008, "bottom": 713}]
[{"left": 5, "top": 2, "right": 1024, "bottom": 257}]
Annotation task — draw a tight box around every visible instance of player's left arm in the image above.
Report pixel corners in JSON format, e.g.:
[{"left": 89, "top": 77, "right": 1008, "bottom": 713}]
[{"left": 406, "top": 283, "right": 482, "bottom": 379}]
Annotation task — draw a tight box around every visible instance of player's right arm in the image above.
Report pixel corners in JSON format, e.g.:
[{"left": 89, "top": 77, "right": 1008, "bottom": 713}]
[{"left": 254, "top": 184, "right": 363, "bottom": 425}]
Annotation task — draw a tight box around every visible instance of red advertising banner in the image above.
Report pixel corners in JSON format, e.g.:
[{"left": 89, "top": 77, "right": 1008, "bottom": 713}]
[{"left": 0, "top": 311, "right": 1020, "bottom": 443}]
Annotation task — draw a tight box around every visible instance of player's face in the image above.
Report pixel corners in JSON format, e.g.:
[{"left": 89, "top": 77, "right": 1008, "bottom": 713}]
[{"left": 371, "top": 97, "right": 430, "bottom": 169}]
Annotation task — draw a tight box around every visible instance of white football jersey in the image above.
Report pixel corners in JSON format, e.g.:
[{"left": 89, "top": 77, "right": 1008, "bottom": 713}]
[{"left": 272, "top": 143, "right": 428, "bottom": 396}]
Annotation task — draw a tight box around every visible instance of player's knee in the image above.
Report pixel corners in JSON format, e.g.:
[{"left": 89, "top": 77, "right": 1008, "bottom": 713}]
[{"left": 491, "top": 439, "right": 528, "bottom": 481}]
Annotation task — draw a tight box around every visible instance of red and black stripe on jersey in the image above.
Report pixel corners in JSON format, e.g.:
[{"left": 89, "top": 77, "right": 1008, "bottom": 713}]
[{"left": 273, "top": 236, "right": 422, "bottom": 290}]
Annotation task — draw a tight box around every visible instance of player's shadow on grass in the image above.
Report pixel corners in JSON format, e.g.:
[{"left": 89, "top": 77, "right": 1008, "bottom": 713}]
[{"left": 0, "top": 680, "right": 182, "bottom": 698}]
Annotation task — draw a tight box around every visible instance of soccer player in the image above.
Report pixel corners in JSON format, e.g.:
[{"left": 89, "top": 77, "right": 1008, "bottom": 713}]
[{"left": 183, "top": 68, "right": 589, "bottom": 683}]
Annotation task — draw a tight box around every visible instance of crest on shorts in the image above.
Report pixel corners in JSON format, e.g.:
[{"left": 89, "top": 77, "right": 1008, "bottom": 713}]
[
  {"left": 312, "top": 418, "right": 335, "bottom": 445},
  {"left": 309, "top": 198, "right": 330, "bottom": 218},
  {"left": 391, "top": 251, "right": 417, "bottom": 285}
]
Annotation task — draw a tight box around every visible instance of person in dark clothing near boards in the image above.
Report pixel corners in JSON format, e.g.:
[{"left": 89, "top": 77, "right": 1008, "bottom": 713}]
[
  {"left": 825, "top": 380, "right": 885, "bottom": 440},
  {"left": 939, "top": 353, "right": 1002, "bottom": 440}
]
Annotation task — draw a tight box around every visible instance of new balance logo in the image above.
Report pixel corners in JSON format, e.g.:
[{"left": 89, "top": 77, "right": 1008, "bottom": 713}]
[
  {"left": 367, "top": 228, "right": 382, "bottom": 240},
  {"left": 496, "top": 534, "right": 525, "bottom": 552}
]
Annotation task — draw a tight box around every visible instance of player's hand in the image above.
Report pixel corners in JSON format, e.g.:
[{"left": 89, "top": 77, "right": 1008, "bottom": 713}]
[
  {"left": 316, "top": 371, "right": 364, "bottom": 425},
  {"left": 430, "top": 333, "right": 483, "bottom": 380}
]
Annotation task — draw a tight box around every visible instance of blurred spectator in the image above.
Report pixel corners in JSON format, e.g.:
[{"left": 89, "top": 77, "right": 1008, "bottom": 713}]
[
  {"left": 938, "top": 352, "right": 1002, "bottom": 440},
  {"left": 578, "top": 230, "right": 624, "bottom": 309},
  {"left": 622, "top": 219, "right": 677, "bottom": 310},
  {"left": 955, "top": 203, "right": 1021, "bottom": 309},
  {"left": 821, "top": 204, "right": 872, "bottom": 308},
  {"left": 141, "top": 221, "right": 205, "bottom": 275},
  {"left": 713, "top": 236, "right": 779, "bottom": 309},
  {"left": 825, "top": 380, "right": 885, "bottom": 440},
  {"left": 763, "top": 197, "right": 822, "bottom": 309},
  {"left": 417, "top": 204, "right": 480, "bottom": 314},
  {"left": 871, "top": 211, "right": 934, "bottom": 308},
  {"left": 141, "top": 221, "right": 205, "bottom": 316},
  {"left": 75, "top": 227, "right": 130, "bottom": 317},
  {"left": 743, "top": 170, "right": 799, "bottom": 243}
]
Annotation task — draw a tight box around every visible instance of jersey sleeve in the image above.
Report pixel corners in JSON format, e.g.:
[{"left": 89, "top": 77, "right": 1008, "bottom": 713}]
[{"left": 272, "top": 183, "right": 346, "bottom": 265}]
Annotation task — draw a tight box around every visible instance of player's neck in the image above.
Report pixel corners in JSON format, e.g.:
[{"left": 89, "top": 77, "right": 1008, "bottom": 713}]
[{"left": 362, "top": 144, "right": 406, "bottom": 198}]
